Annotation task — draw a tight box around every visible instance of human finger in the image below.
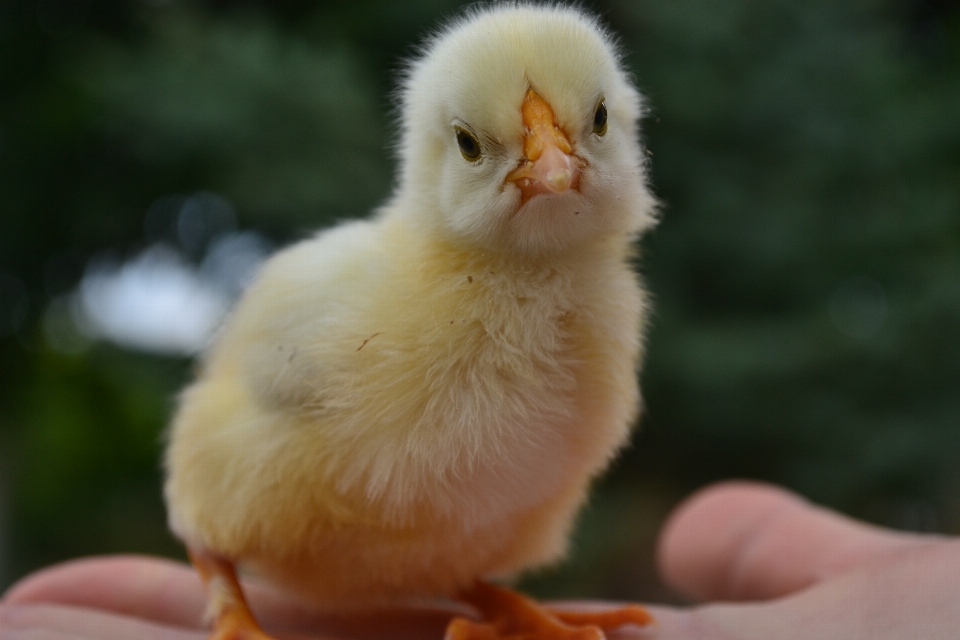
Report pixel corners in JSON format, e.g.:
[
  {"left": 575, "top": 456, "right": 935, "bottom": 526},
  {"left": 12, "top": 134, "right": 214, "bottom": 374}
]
[
  {"left": 2, "top": 555, "right": 459, "bottom": 640},
  {"left": 3, "top": 556, "right": 207, "bottom": 628},
  {"left": 2, "top": 556, "right": 693, "bottom": 640},
  {"left": 0, "top": 602, "right": 706, "bottom": 640},
  {"left": 656, "top": 481, "right": 936, "bottom": 601},
  {"left": 694, "top": 536, "right": 960, "bottom": 640},
  {"left": 0, "top": 603, "right": 205, "bottom": 640}
]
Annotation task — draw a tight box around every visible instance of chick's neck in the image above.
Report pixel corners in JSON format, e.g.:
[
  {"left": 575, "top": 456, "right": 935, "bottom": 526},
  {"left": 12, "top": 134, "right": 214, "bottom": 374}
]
[{"left": 379, "top": 204, "right": 636, "bottom": 294}]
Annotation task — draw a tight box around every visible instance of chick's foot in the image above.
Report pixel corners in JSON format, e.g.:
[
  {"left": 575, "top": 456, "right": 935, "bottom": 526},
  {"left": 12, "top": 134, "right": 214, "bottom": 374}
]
[
  {"left": 208, "top": 612, "right": 279, "bottom": 640},
  {"left": 446, "top": 582, "right": 652, "bottom": 640},
  {"left": 549, "top": 606, "right": 655, "bottom": 630},
  {"left": 189, "top": 548, "right": 280, "bottom": 640}
]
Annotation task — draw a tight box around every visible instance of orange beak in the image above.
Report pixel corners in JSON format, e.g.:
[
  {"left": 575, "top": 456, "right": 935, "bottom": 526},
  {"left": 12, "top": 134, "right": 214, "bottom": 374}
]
[{"left": 506, "top": 89, "right": 584, "bottom": 204}]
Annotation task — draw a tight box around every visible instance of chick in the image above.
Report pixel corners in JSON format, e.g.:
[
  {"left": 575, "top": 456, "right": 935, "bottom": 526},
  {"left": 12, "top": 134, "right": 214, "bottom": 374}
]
[{"left": 164, "top": 5, "right": 658, "bottom": 640}]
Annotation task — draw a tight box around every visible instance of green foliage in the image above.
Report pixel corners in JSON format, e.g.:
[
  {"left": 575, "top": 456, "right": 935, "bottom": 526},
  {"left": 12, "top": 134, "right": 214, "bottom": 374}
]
[
  {"left": 1, "top": 0, "right": 958, "bottom": 600},
  {"left": 5, "top": 346, "right": 187, "bottom": 582},
  {"left": 80, "top": 7, "right": 392, "bottom": 221},
  {"left": 619, "top": 0, "right": 960, "bottom": 529}
]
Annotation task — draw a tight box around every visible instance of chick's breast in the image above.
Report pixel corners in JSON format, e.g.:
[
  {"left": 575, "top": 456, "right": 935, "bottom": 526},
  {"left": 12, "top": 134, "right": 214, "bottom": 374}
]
[{"left": 165, "top": 218, "right": 644, "bottom": 604}]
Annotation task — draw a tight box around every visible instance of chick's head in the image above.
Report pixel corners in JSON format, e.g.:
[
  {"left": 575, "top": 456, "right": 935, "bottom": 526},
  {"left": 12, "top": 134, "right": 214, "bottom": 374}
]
[{"left": 396, "top": 5, "right": 656, "bottom": 256}]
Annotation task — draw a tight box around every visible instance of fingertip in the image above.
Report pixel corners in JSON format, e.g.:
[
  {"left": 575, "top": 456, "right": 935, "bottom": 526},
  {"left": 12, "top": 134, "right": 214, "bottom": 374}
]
[
  {"left": 4, "top": 555, "right": 187, "bottom": 603},
  {"left": 3, "top": 555, "right": 126, "bottom": 603},
  {"left": 655, "top": 481, "right": 806, "bottom": 600},
  {"left": 2, "top": 555, "right": 207, "bottom": 626}
]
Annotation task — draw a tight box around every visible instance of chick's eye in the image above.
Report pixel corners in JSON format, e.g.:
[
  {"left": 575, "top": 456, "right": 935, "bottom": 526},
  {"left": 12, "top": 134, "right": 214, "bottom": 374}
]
[
  {"left": 593, "top": 100, "right": 608, "bottom": 136},
  {"left": 455, "top": 127, "right": 481, "bottom": 161}
]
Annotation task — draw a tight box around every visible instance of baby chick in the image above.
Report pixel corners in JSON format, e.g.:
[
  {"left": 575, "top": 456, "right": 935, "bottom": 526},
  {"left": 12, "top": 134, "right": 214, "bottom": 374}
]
[{"left": 164, "top": 5, "right": 657, "bottom": 640}]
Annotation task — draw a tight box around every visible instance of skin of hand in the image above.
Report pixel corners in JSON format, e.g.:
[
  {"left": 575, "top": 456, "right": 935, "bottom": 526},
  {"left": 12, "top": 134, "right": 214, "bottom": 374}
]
[{"left": 5, "top": 481, "right": 960, "bottom": 640}]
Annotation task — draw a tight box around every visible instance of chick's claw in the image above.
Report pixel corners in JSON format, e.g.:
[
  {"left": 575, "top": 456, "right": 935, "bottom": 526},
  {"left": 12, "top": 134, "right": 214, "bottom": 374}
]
[
  {"left": 549, "top": 605, "right": 655, "bottom": 630},
  {"left": 444, "top": 618, "right": 502, "bottom": 640},
  {"left": 209, "top": 616, "right": 279, "bottom": 640},
  {"left": 445, "top": 617, "right": 604, "bottom": 640},
  {"left": 447, "top": 582, "right": 636, "bottom": 640}
]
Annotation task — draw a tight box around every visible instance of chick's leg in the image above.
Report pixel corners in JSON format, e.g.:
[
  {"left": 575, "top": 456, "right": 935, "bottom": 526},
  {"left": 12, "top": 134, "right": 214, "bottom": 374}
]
[
  {"left": 189, "top": 548, "right": 278, "bottom": 640},
  {"left": 446, "top": 582, "right": 653, "bottom": 640}
]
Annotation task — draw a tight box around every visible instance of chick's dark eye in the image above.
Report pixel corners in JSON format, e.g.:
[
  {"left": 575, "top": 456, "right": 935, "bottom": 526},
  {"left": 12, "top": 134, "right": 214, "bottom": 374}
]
[
  {"left": 593, "top": 100, "right": 608, "bottom": 136},
  {"left": 455, "top": 127, "right": 481, "bottom": 161}
]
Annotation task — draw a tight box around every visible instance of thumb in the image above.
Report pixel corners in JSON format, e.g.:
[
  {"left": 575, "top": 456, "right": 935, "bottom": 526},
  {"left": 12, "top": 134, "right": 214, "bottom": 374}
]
[{"left": 656, "top": 481, "right": 934, "bottom": 602}]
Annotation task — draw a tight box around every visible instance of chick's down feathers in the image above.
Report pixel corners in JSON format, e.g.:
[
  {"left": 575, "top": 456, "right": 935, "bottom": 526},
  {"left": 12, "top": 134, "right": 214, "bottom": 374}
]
[{"left": 164, "top": 4, "right": 657, "bottom": 608}]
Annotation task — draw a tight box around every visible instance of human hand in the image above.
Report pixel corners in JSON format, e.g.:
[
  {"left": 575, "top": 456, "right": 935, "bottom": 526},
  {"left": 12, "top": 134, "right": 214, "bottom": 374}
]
[
  {"left": 652, "top": 480, "right": 960, "bottom": 639},
  {"left": 0, "top": 555, "right": 464, "bottom": 640},
  {"left": 4, "top": 481, "right": 960, "bottom": 639}
]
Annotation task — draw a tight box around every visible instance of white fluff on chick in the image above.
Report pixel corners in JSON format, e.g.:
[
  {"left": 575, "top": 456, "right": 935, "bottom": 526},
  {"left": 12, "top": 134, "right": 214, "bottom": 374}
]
[{"left": 164, "top": 3, "right": 657, "bottom": 611}]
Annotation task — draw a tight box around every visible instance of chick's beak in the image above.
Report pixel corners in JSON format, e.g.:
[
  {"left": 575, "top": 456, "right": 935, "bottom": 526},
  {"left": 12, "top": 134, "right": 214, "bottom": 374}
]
[{"left": 507, "top": 90, "right": 584, "bottom": 203}]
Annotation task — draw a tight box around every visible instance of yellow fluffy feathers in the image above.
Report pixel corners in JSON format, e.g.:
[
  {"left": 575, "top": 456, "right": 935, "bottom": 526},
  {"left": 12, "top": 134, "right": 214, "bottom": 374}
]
[{"left": 164, "top": 1, "right": 656, "bottom": 623}]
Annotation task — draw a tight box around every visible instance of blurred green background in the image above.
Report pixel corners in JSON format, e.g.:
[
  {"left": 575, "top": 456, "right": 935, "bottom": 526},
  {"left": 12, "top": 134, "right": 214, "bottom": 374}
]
[{"left": 1, "top": 0, "right": 958, "bottom": 605}]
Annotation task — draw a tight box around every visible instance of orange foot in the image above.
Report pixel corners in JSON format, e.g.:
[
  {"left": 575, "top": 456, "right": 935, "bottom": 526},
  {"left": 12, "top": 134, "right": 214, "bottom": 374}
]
[
  {"left": 189, "top": 548, "right": 280, "bottom": 640},
  {"left": 207, "top": 608, "right": 279, "bottom": 640},
  {"left": 446, "top": 582, "right": 654, "bottom": 640},
  {"left": 209, "top": 621, "right": 277, "bottom": 640}
]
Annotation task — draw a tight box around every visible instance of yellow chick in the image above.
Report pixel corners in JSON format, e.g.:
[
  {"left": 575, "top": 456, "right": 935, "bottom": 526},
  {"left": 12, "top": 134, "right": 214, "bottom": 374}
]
[{"left": 164, "top": 5, "right": 657, "bottom": 640}]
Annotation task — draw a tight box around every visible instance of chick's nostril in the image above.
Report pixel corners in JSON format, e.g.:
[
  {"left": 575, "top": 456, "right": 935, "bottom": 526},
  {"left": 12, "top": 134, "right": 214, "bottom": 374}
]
[
  {"left": 530, "top": 144, "right": 580, "bottom": 194},
  {"left": 545, "top": 168, "right": 572, "bottom": 192}
]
